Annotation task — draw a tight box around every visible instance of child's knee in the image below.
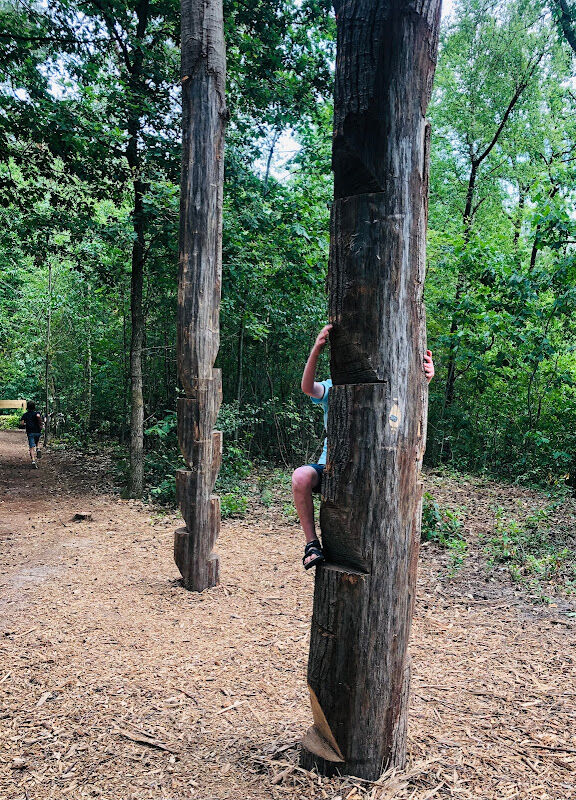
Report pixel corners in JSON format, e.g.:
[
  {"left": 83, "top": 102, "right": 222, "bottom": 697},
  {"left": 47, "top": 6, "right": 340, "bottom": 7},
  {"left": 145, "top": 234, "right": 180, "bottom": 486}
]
[{"left": 292, "top": 467, "right": 312, "bottom": 495}]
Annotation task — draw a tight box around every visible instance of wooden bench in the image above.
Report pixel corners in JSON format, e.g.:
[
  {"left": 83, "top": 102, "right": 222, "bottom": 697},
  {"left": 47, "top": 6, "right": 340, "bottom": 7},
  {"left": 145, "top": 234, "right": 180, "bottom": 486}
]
[{"left": 0, "top": 400, "right": 26, "bottom": 410}]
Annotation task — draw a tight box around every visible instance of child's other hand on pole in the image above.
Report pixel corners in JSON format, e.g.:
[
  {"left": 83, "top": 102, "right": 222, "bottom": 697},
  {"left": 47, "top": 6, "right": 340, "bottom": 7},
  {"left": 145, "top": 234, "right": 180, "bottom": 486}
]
[{"left": 424, "top": 350, "right": 434, "bottom": 383}]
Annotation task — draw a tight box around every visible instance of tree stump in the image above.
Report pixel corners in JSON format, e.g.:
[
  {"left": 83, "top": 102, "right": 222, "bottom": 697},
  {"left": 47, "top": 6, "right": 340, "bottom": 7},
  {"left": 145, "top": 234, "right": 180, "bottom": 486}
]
[
  {"left": 72, "top": 512, "right": 93, "bottom": 522},
  {"left": 301, "top": 0, "right": 442, "bottom": 780}
]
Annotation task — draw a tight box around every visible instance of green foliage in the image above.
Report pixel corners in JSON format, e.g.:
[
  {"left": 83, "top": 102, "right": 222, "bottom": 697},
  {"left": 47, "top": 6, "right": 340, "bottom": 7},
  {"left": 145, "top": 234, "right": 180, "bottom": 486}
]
[
  {"left": 484, "top": 504, "right": 576, "bottom": 596},
  {"left": 220, "top": 492, "right": 249, "bottom": 518},
  {"left": 143, "top": 412, "right": 181, "bottom": 504},
  {"left": 0, "top": 412, "right": 21, "bottom": 430},
  {"left": 260, "top": 488, "right": 274, "bottom": 507},
  {"left": 148, "top": 476, "right": 176, "bottom": 505},
  {"left": 282, "top": 501, "right": 299, "bottom": 522},
  {"left": 217, "top": 442, "right": 253, "bottom": 492},
  {"left": 145, "top": 412, "right": 177, "bottom": 440},
  {"left": 421, "top": 492, "right": 467, "bottom": 574},
  {"left": 0, "top": 0, "right": 335, "bottom": 499},
  {"left": 214, "top": 439, "right": 254, "bottom": 519},
  {"left": 424, "top": 0, "right": 576, "bottom": 486},
  {"left": 421, "top": 492, "right": 463, "bottom": 544}
]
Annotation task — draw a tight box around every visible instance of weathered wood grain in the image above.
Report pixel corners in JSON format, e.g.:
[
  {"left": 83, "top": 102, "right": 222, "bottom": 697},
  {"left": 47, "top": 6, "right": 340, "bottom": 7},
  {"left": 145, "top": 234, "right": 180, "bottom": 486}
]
[
  {"left": 328, "top": 193, "right": 428, "bottom": 385},
  {"left": 301, "top": 0, "right": 441, "bottom": 780},
  {"left": 175, "top": 0, "right": 227, "bottom": 591},
  {"left": 178, "top": 0, "right": 226, "bottom": 393},
  {"left": 174, "top": 498, "right": 220, "bottom": 590},
  {"left": 332, "top": 0, "right": 440, "bottom": 201},
  {"left": 211, "top": 430, "right": 223, "bottom": 489},
  {"left": 321, "top": 383, "right": 426, "bottom": 570},
  {"left": 177, "top": 372, "right": 222, "bottom": 469}
]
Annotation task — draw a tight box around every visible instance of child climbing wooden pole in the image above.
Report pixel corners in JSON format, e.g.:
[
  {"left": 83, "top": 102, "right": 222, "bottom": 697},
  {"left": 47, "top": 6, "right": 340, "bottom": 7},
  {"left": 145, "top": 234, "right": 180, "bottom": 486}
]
[{"left": 300, "top": 0, "right": 443, "bottom": 780}]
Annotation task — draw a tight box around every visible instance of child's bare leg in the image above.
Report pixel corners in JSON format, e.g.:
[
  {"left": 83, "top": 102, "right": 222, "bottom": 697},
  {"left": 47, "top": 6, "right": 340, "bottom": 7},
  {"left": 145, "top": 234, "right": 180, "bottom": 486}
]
[{"left": 292, "top": 466, "right": 320, "bottom": 543}]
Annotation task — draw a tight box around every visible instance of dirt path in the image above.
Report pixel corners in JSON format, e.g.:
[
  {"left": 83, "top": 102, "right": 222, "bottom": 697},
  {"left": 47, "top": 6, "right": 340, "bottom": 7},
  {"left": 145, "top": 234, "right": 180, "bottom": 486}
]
[{"left": 0, "top": 430, "right": 574, "bottom": 800}]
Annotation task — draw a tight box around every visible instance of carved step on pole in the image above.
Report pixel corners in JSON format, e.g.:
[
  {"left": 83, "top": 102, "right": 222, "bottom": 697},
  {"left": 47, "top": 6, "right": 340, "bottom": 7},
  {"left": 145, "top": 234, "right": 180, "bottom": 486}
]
[
  {"left": 300, "top": 0, "right": 442, "bottom": 780},
  {"left": 176, "top": 0, "right": 227, "bottom": 591},
  {"left": 175, "top": 374, "right": 223, "bottom": 590}
]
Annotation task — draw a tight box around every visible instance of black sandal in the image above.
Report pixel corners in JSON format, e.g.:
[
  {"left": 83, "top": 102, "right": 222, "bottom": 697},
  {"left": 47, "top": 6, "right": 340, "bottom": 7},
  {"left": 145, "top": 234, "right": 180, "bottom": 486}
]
[{"left": 303, "top": 539, "right": 325, "bottom": 570}]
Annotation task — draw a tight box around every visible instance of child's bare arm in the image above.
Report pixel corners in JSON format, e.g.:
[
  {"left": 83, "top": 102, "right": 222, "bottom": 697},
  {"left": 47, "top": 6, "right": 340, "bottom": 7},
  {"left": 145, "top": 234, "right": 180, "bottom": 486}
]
[{"left": 301, "top": 324, "right": 333, "bottom": 398}]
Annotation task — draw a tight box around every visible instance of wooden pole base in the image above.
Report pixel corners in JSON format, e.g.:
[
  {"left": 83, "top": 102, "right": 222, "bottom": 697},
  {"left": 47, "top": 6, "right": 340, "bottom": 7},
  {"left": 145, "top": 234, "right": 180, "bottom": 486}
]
[
  {"left": 173, "top": 380, "right": 222, "bottom": 592},
  {"left": 299, "top": 749, "right": 343, "bottom": 778},
  {"left": 174, "top": 526, "right": 219, "bottom": 591},
  {"left": 300, "top": 383, "right": 423, "bottom": 780}
]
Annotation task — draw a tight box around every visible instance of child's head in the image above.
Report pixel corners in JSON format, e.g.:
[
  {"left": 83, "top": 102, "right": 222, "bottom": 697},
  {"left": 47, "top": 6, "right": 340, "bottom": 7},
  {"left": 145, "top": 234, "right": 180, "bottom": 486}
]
[{"left": 27, "top": 400, "right": 36, "bottom": 411}]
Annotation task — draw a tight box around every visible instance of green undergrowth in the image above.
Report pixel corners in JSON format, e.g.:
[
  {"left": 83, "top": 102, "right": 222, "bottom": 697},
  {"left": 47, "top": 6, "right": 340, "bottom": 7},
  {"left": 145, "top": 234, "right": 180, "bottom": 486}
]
[
  {"left": 421, "top": 491, "right": 467, "bottom": 576},
  {"left": 0, "top": 412, "right": 22, "bottom": 429},
  {"left": 216, "top": 445, "right": 253, "bottom": 518},
  {"left": 483, "top": 503, "right": 576, "bottom": 601},
  {"left": 218, "top": 464, "right": 301, "bottom": 521}
]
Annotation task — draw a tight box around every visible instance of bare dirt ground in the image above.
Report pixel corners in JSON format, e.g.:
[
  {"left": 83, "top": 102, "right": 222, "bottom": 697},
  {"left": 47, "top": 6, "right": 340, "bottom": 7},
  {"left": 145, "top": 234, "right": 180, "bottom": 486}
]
[{"left": 0, "top": 429, "right": 575, "bottom": 800}]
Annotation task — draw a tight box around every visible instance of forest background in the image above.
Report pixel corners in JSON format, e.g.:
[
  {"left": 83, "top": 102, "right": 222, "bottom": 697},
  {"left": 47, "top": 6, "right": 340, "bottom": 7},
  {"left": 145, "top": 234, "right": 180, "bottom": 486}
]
[{"left": 2, "top": 0, "right": 576, "bottom": 508}]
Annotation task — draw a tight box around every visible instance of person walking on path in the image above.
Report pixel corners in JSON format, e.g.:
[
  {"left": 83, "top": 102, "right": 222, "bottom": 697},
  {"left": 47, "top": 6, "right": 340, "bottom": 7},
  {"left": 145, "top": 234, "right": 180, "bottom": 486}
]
[
  {"left": 292, "top": 324, "right": 435, "bottom": 569},
  {"left": 20, "top": 401, "right": 44, "bottom": 468}
]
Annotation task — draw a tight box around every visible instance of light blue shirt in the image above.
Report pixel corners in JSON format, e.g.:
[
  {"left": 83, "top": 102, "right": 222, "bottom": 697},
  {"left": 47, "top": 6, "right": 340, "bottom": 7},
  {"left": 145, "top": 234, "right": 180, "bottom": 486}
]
[{"left": 310, "top": 378, "right": 332, "bottom": 465}]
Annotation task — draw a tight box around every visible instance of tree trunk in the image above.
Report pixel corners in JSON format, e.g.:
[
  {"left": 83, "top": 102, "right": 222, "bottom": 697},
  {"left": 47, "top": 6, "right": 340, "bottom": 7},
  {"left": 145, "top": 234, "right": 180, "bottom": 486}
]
[
  {"left": 235, "top": 313, "right": 245, "bottom": 443},
  {"left": 552, "top": 0, "right": 576, "bottom": 54},
  {"left": 44, "top": 260, "right": 52, "bottom": 447},
  {"left": 237, "top": 314, "right": 245, "bottom": 402},
  {"left": 120, "top": 285, "right": 128, "bottom": 446},
  {"left": 127, "top": 174, "right": 146, "bottom": 497},
  {"left": 126, "top": 0, "right": 150, "bottom": 498},
  {"left": 300, "top": 0, "right": 441, "bottom": 780},
  {"left": 164, "top": 328, "right": 170, "bottom": 406},
  {"left": 442, "top": 273, "right": 463, "bottom": 411},
  {"left": 85, "top": 305, "right": 92, "bottom": 432},
  {"left": 513, "top": 190, "right": 525, "bottom": 255},
  {"left": 175, "top": 0, "right": 227, "bottom": 591},
  {"left": 443, "top": 157, "right": 476, "bottom": 409}
]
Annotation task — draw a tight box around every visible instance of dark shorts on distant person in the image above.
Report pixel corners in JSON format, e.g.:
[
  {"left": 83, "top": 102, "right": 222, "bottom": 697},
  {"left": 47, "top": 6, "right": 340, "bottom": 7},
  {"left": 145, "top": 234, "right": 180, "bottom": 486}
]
[
  {"left": 27, "top": 432, "right": 41, "bottom": 449},
  {"left": 308, "top": 463, "right": 325, "bottom": 494}
]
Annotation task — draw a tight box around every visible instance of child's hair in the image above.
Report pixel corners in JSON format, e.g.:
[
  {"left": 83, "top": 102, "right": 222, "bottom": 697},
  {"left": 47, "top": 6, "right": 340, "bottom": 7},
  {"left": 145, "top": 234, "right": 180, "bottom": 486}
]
[{"left": 27, "top": 400, "right": 36, "bottom": 411}]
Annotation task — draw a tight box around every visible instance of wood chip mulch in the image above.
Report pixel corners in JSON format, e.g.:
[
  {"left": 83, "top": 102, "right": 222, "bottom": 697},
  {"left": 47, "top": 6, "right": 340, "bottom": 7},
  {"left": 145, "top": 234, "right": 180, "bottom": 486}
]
[{"left": 0, "top": 430, "right": 574, "bottom": 799}]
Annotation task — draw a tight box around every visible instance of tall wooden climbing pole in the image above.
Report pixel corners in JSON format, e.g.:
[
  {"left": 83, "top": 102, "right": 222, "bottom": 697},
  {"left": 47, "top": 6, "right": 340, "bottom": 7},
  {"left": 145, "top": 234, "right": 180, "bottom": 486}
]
[
  {"left": 300, "top": 0, "right": 442, "bottom": 780},
  {"left": 175, "top": 0, "right": 227, "bottom": 591}
]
